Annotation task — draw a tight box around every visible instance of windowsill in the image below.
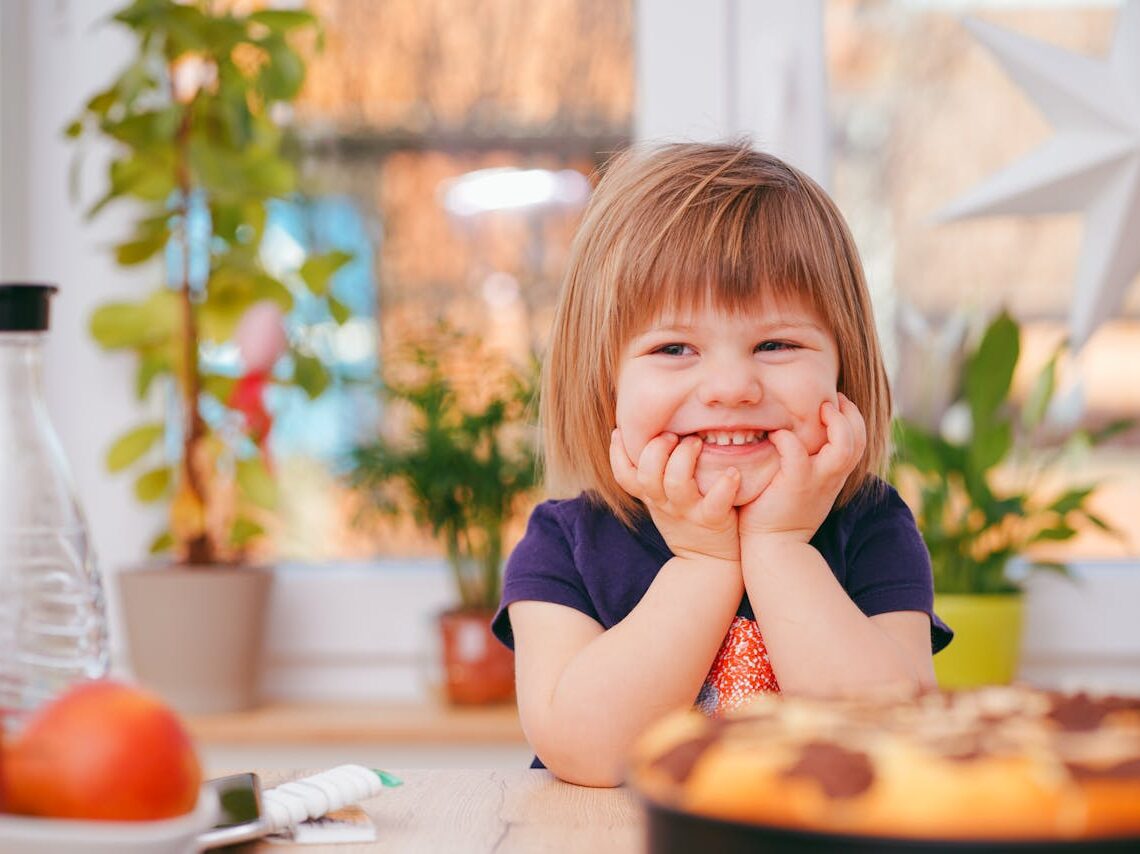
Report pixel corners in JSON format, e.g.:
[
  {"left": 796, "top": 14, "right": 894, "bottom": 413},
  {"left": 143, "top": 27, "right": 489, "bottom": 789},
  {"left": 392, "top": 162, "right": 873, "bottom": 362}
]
[{"left": 185, "top": 694, "right": 527, "bottom": 746}]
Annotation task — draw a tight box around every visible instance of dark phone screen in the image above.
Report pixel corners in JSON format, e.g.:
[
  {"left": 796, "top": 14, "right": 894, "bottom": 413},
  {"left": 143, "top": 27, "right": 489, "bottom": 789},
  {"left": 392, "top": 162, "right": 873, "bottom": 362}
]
[{"left": 210, "top": 772, "right": 262, "bottom": 828}]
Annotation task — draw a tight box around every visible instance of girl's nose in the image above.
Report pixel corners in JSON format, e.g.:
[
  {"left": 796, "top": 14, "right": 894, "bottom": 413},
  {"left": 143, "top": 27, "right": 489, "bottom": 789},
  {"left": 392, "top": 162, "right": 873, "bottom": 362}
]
[{"left": 696, "top": 361, "right": 762, "bottom": 407}]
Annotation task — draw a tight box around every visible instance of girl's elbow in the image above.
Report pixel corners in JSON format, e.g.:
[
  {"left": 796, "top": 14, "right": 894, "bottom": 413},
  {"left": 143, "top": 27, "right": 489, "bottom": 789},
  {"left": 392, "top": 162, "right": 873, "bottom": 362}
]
[
  {"left": 522, "top": 710, "right": 627, "bottom": 787},
  {"left": 529, "top": 731, "right": 626, "bottom": 787},
  {"left": 547, "top": 760, "right": 625, "bottom": 788}
]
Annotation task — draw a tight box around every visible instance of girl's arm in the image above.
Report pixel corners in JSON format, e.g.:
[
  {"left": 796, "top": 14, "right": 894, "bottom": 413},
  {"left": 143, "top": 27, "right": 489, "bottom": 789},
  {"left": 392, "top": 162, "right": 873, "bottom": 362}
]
[
  {"left": 508, "top": 430, "right": 745, "bottom": 787},
  {"left": 740, "top": 538, "right": 936, "bottom": 697},
  {"left": 739, "top": 396, "right": 934, "bottom": 697},
  {"left": 509, "top": 552, "right": 742, "bottom": 788}
]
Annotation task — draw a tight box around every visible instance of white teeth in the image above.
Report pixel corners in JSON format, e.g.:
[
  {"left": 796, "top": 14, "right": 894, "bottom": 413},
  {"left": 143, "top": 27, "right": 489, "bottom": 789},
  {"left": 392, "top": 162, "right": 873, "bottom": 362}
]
[{"left": 698, "top": 430, "right": 765, "bottom": 446}]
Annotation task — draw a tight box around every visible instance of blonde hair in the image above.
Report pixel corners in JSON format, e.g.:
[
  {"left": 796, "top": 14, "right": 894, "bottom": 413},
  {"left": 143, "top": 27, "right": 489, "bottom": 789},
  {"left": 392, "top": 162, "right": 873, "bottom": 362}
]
[{"left": 542, "top": 141, "right": 891, "bottom": 527}]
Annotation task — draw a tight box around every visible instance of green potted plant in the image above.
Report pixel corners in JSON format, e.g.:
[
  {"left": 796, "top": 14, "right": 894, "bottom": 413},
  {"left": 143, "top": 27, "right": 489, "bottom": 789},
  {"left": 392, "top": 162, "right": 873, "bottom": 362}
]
[
  {"left": 66, "top": 0, "right": 351, "bottom": 712},
  {"left": 891, "top": 309, "right": 1128, "bottom": 688},
  {"left": 348, "top": 323, "right": 539, "bottom": 705}
]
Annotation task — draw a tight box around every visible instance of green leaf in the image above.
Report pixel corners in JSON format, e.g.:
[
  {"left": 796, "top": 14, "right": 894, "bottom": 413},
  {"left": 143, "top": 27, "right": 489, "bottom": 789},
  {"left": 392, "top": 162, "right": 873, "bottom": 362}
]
[
  {"left": 249, "top": 10, "right": 317, "bottom": 31},
  {"left": 212, "top": 203, "right": 246, "bottom": 244},
  {"left": 967, "top": 420, "right": 1012, "bottom": 473},
  {"left": 106, "top": 152, "right": 175, "bottom": 203},
  {"left": 199, "top": 268, "right": 259, "bottom": 341},
  {"left": 90, "top": 290, "right": 178, "bottom": 350},
  {"left": 328, "top": 296, "right": 352, "bottom": 325},
  {"left": 293, "top": 352, "right": 330, "bottom": 399},
  {"left": 1078, "top": 512, "right": 1123, "bottom": 538},
  {"left": 115, "top": 233, "right": 167, "bottom": 266},
  {"left": 230, "top": 517, "right": 265, "bottom": 547},
  {"left": 259, "top": 42, "right": 306, "bottom": 100},
  {"left": 236, "top": 457, "right": 278, "bottom": 509},
  {"left": 106, "top": 423, "right": 165, "bottom": 472},
  {"left": 64, "top": 119, "right": 84, "bottom": 139},
  {"left": 892, "top": 419, "right": 962, "bottom": 474},
  {"left": 201, "top": 373, "right": 237, "bottom": 404},
  {"left": 148, "top": 530, "right": 175, "bottom": 555},
  {"left": 105, "top": 108, "right": 181, "bottom": 149},
  {"left": 84, "top": 87, "right": 119, "bottom": 118},
  {"left": 965, "top": 310, "right": 1019, "bottom": 424},
  {"left": 114, "top": 211, "right": 172, "bottom": 267},
  {"left": 1020, "top": 352, "right": 1056, "bottom": 432},
  {"left": 251, "top": 273, "right": 293, "bottom": 310},
  {"left": 158, "top": 3, "right": 212, "bottom": 56},
  {"left": 1029, "top": 523, "right": 1077, "bottom": 543},
  {"left": 1091, "top": 417, "right": 1135, "bottom": 444},
  {"left": 1047, "top": 486, "right": 1095, "bottom": 515},
  {"left": 245, "top": 153, "right": 296, "bottom": 195},
  {"left": 299, "top": 250, "right": 353, "bottom": 296},
  {"left": 134, "top": 467, "right": 172, "bottom": 503},
  {"left": 137, "top": 348, "right": 172, "bottom": 399}
]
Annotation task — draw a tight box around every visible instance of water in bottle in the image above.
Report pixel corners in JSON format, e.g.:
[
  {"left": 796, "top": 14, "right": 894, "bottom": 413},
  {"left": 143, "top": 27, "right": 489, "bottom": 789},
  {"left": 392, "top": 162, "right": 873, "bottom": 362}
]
[{"left": 0, "top": 283, "right": 109, "bottom": 729}]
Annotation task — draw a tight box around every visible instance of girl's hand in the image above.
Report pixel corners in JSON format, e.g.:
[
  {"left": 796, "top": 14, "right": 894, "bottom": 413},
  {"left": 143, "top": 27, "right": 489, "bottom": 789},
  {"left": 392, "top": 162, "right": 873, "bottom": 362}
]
[
  {"left": 738, "top": 394, "right": 867, "bottom": 543},
  {"left": 610, "top": 429, "right": 742, "bottom": 564}
]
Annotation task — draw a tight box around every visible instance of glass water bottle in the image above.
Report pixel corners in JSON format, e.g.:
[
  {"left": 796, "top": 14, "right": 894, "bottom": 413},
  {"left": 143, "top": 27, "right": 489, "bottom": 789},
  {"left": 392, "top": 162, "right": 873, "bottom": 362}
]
[{"left": 0, "top": 283, "right": 109, "bottom": 728}]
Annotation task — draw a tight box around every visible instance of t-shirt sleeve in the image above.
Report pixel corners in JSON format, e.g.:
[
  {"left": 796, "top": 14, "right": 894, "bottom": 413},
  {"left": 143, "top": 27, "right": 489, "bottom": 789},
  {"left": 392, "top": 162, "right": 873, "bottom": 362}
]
[
  {"left": 491, "top": 501, "right": 600, "bottom": 650},
  {"left": 845, "top": 487, "right": 954, "bottom": 654}
]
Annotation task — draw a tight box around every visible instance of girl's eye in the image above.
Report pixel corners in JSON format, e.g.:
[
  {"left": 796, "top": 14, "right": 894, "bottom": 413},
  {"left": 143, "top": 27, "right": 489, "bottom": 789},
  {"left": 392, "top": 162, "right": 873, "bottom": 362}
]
[
  {"left": 655, "top": 343, "right": 692, "bottom": 357},
  {"left": 755, "top": 340, "right": 796, "bottom": 353}
]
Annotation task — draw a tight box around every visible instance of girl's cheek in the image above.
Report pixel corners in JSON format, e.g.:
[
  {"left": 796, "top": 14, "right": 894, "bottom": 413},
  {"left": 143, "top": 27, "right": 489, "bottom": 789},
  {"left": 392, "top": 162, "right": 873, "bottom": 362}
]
[{"left": 615, "top": 424, "right": 646, "bottom": 465}]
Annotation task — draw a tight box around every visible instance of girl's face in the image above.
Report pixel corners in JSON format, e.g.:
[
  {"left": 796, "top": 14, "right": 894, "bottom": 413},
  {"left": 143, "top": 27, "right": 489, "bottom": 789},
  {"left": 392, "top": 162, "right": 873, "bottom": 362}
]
[{"left": 614, "top": 294, "right": 841, "bottom": 505}]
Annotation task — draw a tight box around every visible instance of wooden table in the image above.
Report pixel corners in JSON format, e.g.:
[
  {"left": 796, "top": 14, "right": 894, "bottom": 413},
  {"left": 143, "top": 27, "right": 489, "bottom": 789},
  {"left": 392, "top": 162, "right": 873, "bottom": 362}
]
[{"left": 247, "top": 769, "right": 646, "bottom": 853}]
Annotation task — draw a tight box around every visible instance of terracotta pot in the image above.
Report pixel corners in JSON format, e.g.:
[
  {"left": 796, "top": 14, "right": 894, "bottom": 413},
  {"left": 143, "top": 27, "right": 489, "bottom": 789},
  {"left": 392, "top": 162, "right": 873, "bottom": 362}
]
[
  {"left": 438, "top": 609, "right": 515, "bottom": 705},
  {"left": 117, "top": 564, "right": 274, "bottom": 714}
]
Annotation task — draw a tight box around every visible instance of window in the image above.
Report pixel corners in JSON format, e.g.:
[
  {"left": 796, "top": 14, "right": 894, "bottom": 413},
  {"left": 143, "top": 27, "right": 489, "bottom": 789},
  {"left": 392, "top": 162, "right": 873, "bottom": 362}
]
[{"left": 265, "top": 0, "right": 634, "bottom": 560}]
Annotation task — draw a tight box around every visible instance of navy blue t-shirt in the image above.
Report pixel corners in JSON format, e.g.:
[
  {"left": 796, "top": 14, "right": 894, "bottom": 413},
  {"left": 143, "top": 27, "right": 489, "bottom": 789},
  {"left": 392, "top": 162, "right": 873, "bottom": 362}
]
[{"left": 493, "top": 480, "right": 953, "bottom": 653}]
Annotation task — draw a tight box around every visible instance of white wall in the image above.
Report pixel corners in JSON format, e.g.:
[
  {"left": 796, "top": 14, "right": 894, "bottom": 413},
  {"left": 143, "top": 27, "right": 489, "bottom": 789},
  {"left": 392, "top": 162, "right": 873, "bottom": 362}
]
[
  {"left": 1, "top": 0, "right": 163, "bottom": 665},
  {"left": 0, "top": 0, "right": 29, "bottom": 275},
  {"left": 635, "top": 0, "right": 830, "bottom": 187}
]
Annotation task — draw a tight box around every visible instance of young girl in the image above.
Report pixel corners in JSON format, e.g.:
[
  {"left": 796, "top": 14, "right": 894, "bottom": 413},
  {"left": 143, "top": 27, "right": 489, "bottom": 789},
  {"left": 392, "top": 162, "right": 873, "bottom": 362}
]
[{"left": 491, "top": 142, "right": 952, "bottom": 788}]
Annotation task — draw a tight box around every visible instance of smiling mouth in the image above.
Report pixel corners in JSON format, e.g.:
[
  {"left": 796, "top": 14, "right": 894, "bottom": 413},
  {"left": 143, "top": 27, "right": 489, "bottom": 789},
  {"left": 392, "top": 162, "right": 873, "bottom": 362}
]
[{"left": 690, "top": 429, "right": 769, "bottom": 447}]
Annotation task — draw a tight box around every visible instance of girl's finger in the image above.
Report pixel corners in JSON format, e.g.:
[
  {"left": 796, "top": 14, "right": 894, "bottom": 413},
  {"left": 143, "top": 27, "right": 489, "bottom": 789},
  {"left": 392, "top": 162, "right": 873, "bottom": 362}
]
[
  {"left": 837, "top": 393, "right": 868, "bottom": 459},
  {"left": 635, "top": 432, "right": 678, "bottom": 503},
  {"left": 818, "top": 400, "right": 856, "bottom": 474},
  {"left": 699, "top": 466, "right": 741, "bottom": 521},
  {"left": 661, "top": 434, "right": 703, "bottom": 506},
  {"left": 609, "top": 429, "right": 643, "bottom": 498},
  {"left": 817, "top": 398, "right": 865, "bottom": 479},
  {"left": 767, "top": 428, "right": 808, "bottom": 477}
]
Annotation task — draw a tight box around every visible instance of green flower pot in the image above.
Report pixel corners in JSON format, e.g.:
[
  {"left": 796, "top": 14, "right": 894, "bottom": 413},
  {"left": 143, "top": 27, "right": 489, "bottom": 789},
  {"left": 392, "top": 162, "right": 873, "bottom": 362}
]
[{"left": 933, "top": 593, "right": 1024, "bottom": 689}]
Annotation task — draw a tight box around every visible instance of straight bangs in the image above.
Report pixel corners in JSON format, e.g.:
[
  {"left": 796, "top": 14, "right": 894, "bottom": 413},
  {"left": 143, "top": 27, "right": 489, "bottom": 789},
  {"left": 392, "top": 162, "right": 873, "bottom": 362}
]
[{"left": 609, "top": 181, "right": 847, "bottom": 346}]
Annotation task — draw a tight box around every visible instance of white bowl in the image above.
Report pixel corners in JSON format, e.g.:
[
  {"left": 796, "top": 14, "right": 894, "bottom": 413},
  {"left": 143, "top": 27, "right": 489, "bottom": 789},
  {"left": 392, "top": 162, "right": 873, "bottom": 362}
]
[{"left": 0, "top": 785, "right": 218, "bottom": 854}]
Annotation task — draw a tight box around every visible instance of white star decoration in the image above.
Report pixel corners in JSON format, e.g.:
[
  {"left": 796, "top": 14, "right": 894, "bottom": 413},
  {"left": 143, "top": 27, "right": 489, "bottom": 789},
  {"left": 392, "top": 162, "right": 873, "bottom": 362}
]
[{"left": 938, "top": 1, "right": 1140, "bottom": 351}]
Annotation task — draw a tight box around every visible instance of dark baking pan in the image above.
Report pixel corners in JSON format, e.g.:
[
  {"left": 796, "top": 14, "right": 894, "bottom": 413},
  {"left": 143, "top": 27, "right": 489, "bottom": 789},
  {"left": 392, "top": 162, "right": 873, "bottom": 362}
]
[{"left": 645, "top": 802, "right": 1140, "bottom": 853}]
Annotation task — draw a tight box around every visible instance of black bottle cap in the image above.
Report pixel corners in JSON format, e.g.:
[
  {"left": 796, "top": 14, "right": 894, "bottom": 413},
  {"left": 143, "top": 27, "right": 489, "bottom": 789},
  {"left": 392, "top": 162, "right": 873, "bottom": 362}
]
[{"left": 0, "top": 283, "right": 59, "bottom": 332}]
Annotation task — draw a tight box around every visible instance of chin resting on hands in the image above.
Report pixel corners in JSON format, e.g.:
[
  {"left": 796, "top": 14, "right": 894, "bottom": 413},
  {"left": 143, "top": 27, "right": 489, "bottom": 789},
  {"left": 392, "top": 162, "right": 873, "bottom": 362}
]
[
  {"left": 738, "top": 394, "right": 867, "bottom": 543},
  {"left": 610, "top": 429, "right": 742, "bottom": 564}
]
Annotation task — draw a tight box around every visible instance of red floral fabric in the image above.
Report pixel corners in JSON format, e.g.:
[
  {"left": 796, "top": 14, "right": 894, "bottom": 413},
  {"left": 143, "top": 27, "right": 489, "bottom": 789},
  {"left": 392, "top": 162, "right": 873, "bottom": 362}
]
[{"left": 695, "top": 615, "right": 780, "bottom": 715}]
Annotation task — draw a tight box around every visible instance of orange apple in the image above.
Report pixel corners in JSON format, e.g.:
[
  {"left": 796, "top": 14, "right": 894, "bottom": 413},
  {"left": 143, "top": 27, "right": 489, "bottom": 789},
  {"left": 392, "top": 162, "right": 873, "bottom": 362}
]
[{"left": 2, "top": 679, "right": 201, "bottom": 820}]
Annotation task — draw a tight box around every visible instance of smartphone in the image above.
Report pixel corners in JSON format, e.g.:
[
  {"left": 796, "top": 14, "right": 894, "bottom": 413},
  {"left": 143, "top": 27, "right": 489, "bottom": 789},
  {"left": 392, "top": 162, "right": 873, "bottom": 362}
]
[{"left": 198, "top": 772, "right": 271, "bottom": 850}]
